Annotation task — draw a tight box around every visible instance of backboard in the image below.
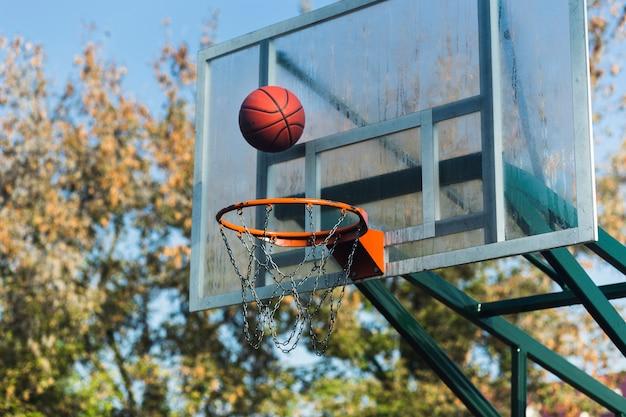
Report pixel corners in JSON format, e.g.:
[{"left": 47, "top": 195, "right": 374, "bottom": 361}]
[{"left": 190, "top": 0, "right": 596, "bottom": 311}]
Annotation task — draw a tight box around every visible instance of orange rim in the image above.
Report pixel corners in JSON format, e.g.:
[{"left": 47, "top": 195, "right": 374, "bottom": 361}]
[{"left": 216, "top": 198, "right": 369, "bottom": 247}]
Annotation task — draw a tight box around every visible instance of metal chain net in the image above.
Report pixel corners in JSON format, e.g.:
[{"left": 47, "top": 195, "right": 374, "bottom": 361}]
[{"left": 219, "top": 203, "right": 361, "bottom": 354}]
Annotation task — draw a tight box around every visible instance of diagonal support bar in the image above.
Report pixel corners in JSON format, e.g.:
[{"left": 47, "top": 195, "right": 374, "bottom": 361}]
[
  {"left": 542, "top": 248, "right": 626, "bottom": 356},
  {"left": 478, "top": 282, "right": 626, "bottom": 317},
  {"left": 523, "top": 253, "right": 566, "bottom": 288},
  {"left": 356, "top": 279, "right": 502, "bottom": 417},
  {"left": 587, "top": 228, "right": 626, "bottom": 275},
  {"left": 404, "top": 272, "right": 626, "bottom": 414}
]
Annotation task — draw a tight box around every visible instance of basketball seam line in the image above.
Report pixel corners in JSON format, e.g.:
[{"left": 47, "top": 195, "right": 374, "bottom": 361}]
[
  {"left": 241, "top": 106, "right": 303, "bottom": 135},
  {"left": 259, "top": 87, "right": 293, "bottom": 144},
  {"left": 287, "top": 119, "right": 304, "bottom": 147},
  {"left": 269, "top": 124, "right": 290, "bottom": 149},
  {"left": 240, "top": 105, "right": 281, "bottom": 114}
]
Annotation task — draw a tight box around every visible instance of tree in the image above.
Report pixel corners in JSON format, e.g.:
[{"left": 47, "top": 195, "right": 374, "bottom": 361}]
[{"left": 0, "top": 1, "right": 624, "bottom": 416}]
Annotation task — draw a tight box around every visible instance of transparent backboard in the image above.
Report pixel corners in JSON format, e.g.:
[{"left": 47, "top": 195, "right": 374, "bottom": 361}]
[{"left": 190, "top": 0, "right": 596, "bottom": 311}]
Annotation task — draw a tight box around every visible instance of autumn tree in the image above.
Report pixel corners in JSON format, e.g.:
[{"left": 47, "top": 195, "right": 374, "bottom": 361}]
[{"left": 0, "top": 1, "right": 624, "bottom": 416}]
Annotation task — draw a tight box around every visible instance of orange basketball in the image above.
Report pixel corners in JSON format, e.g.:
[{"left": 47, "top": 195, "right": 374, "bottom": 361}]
[{"left": 238, "top": 86, "right": 305, "bottom": 153}]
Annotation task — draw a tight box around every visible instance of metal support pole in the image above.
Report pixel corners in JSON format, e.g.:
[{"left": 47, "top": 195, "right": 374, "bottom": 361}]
[
  {"left": 478, "top": 0, "right": 505, "bottom": 244},
  {"left": 253, "top": 39, "right": 276, "bottom": 287},
  {"left": 478, "top": 281, "right": 626, "bottom": 317},
  {"left": 506, "top": 171, "right": 626, "bottom": 355},
  {"left": 511, "top": 347, "right": 527, "bottom": 417},
  {"left": 543, "top": 248, "right": 626, "bottom": 356},
  {"left": 356, "top": 279, "right": 502, "bottom": 417},
  {"left": 586, "top": 228, "right": 626, "bottom": 275},
  {"left": 403, "top": 272, "right": 626, "bottom": 414},
  {"left": 421, "top": 109, "right": 438, "bottom": 238},
  {"left": 522, "top": 253, "right": 566, "bottom": 288}
]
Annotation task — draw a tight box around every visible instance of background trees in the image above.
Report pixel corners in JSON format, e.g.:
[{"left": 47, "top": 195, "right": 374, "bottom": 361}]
[{"left": 0, "top": 1, "right": 624, "bottom": 416}]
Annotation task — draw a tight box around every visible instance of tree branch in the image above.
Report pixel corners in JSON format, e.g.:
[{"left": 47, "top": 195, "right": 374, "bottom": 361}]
[{"left": 106, "top": 329, "right": 137, "bottom": 416}]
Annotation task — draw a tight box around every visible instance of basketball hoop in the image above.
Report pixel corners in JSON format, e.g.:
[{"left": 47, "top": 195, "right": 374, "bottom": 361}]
[
  {"left": 217, "top": 198, "right": 369, "bottom": 246},
  {"left": 216, "top": 197, "right": 384, "bottom": 354}
]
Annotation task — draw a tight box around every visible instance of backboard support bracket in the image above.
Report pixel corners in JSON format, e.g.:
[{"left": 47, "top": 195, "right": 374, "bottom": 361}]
[{"left": 334, "top": 228, "right": 385, "bottom": 281}]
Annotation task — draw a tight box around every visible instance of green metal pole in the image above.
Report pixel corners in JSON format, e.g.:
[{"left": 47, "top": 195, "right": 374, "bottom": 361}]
[
  {"left": 356, "top": 279, "right": 502, "bottom": 417},
  {"left": 522, "top": 253, "right": 566, "bottom": 288},
  {"left": 543, "top": 248, "right": 626, "bottom": 356},
  {"left": 506, "top": 180, "right": 626, "bottom": 355},
  {"left": 587, "top": 228, "right": 626, "bottom": 275},
  {"left": 511, "top": 347, "right": 527, "bottom": 417},
  {"left": 404, "top": 272, "right": 626, "bottom": 414},
  {"left": 478, "top": 281, "right": 626, "bottom": 317}
]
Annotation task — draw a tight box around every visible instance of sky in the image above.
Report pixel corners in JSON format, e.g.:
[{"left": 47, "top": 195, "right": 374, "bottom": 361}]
[{"left": 0, "top": 0, "right": 334, "bottom": 105}]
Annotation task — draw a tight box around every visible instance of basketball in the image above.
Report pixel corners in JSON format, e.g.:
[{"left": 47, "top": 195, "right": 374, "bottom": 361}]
[{"left": 238, "top": 86, "right": 305, "bottom": 153}]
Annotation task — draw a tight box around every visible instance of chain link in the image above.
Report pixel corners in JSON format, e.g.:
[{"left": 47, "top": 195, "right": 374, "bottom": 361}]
[{"left": 219, "top": 202, "right": 361, "bottom": 354}]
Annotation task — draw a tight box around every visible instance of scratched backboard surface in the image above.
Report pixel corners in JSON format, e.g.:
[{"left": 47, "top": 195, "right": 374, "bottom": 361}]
[{"left": 190, "top": 0, "right": 595, "bottom": 311}]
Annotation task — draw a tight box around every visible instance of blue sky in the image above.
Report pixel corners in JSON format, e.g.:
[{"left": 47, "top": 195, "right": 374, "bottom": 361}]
[{"left": 0, "top": 0, "right": 334, "bottom": 104}]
